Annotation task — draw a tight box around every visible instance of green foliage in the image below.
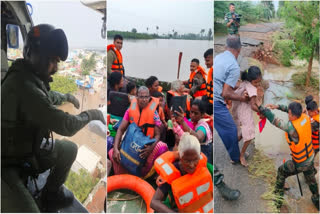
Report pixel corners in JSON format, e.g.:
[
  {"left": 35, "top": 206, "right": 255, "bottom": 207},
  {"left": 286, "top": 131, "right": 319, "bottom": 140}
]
[
  {"left": 50, "top": 75, "right": 77, "bottom": 94},
  {"left": 65, "top": 169, "right": 99, "bottom": 203},
  {"left": 107, "top": 30, "right": 211, "bottom": 41},
  {"left": 131, "top": 28, "right": 137, "bottom": 33},
  {"left": 108, "top": 30, "right": 154, "bottom": 40},
  {"left": 280, "top": 1, "right": 319, "bottom": 61},
  {"left": 78, "top": 53, "right": 83, "bottom": 59},
  {"left": 214, "top": 1, "right": 275, "bottom": 25},
  {"left": 292, "top": 72, "right": 319, "bottom": 90},
  {"left": 81, "top": 53, "right": 97, "bottom": 76},
  {"left": 273, "top": 38, "right": 295, "bottom": 66}
]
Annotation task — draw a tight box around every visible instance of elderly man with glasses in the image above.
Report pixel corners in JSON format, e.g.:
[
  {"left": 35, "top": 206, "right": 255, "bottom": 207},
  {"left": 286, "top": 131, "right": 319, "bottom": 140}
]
[{"left": 109, "top": 86, "right": 168, "bottom": 177}]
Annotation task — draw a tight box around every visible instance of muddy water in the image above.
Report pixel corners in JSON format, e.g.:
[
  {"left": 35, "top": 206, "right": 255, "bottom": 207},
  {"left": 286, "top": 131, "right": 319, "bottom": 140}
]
[
  {"left": 53, "top": 88, "right": 107, "bottom": 166},
  {"left": 107, "top": 39, "right": 213, "bottom": 82},
  {"left": 254, "top": 63, "right": 319, "bottom": 213}
]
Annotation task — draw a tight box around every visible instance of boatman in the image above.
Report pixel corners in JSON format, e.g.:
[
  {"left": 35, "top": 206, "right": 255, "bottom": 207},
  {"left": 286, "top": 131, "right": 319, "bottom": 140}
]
[
  {"left": 203, "top": 48, "right": 213, "bottom": 115},
  {"left": 183, "top": 58, "right": 207, "bottom": 99},
  {"left": 225, "top": 3, "right": 240, "bottom": 35},
  {"left": 107, "top": 34, "right": 125, "bottom": 76},
  {"left": 258, "top": 101, "right": 319, "bottom": 210},
  {"left": 1, "top": 24, "right": 106, "bottom": 212}
]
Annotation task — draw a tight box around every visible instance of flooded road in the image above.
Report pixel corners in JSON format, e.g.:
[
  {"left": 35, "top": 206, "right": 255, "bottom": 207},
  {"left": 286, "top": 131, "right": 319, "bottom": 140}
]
[
  {"left": 53, "top": 87, "right": 107, "bottom": 166},
  {"left": 107, "top": 39, "right": 213, "bottom": 81}
]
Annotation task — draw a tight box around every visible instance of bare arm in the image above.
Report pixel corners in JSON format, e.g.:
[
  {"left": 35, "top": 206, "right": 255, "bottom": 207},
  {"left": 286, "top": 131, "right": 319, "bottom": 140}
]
[
  {"left": 221, "top": 83, "right": 248, "bottom": 102},
  {"left": 250, "top": 96, "right": 259, "bottom": 112},
  {"left": 227, "top": 19, "right": 234, "bottom": 27},
  {"left": 112, "top": 119, "right": 129, "bottom": 163},
  {"left": 151, "top": 188, "right": 176, "bottom": 213}
]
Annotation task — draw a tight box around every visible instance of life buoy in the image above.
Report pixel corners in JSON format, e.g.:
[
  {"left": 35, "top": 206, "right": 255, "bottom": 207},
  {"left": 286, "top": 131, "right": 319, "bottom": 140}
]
[{"left": 107, "top": 174, "right": 155, "bottom": 213}]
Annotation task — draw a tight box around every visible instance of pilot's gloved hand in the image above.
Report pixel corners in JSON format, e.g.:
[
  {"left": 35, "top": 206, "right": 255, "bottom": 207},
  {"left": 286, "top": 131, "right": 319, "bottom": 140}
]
[
  {"left": 66, "top": 93, "right": 80, "bottom": 109},
  {"left": 86, "top": 109, "right": 106, "bottom": 125}
]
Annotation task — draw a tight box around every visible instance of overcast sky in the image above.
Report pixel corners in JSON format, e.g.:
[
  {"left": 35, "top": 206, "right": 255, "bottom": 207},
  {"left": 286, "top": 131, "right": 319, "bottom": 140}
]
[
  {"left": 28, "top": 0, "right": 106, "bottom": 49},
  {"left": 107, "top": 0, "right": 213, "bottom": 35}
]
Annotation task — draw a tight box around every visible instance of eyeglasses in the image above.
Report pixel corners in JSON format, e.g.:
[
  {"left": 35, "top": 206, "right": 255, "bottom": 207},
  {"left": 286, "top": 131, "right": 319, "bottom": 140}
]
[{"left": 138, "top": 96, "right": 150, "bottom": 100}]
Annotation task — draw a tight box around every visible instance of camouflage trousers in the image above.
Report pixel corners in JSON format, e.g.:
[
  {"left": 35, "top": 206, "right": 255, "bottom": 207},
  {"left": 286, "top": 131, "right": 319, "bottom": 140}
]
[
  {"left": 275, "top": 159, "right": 319, "bottom": 200},
  {"left": 213, "top": 164, "right": 224, "bottom": 186}
]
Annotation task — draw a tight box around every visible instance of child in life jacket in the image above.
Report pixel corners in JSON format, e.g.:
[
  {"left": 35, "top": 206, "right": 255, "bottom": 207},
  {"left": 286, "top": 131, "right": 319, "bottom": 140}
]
[
  {"left": 305, "top": 95, "right": 319, "bottom": 155},
  {"left": 231, "top": 66, "right": 262, "bottom": 167},
  {"left": 151, "top": 133, "right": 213, "bottom": 213}
]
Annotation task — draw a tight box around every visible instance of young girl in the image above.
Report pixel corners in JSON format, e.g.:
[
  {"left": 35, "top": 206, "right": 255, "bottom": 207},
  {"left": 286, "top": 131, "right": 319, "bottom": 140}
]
[
  {"left": 232, "top": 66, "right": 262, "bottom": 167},
  {"left": 126, "top": 81, "right": 137, "bottom": 101},
  {"left": 305, "top": 95, "right": 319, "bottom": 155}
]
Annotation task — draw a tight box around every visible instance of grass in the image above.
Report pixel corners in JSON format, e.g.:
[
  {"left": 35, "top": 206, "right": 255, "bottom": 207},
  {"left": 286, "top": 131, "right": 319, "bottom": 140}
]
[
  {"left": 292, "top": 72, "right": 319, "bottom": 91},
  {"left": 248, "top": 149, "right": 285, "bottom": 213}
]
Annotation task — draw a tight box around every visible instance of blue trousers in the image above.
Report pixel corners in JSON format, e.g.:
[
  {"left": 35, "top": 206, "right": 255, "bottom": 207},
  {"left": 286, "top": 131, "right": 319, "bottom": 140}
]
[
  {"left": 214, "top": 101, "right": 240, "bottom": 162},
  {"left": 201, "top": 143, "right": 213, "bottom": 165}
]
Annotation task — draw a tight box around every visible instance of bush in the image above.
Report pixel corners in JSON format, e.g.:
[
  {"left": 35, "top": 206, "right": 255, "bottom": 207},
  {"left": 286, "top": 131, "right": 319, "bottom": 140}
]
[
  {"left": 50, "top": 75, "right": 78, "bottom": 94},
  {"left": 273, "top": 39, "right": 295, "bottom": 66},
  {"left": 292, "top": 72, "right": 319, "bottom": 90},
  {"left": 65, "top": 169, "right": 99, "bottom": 203}
]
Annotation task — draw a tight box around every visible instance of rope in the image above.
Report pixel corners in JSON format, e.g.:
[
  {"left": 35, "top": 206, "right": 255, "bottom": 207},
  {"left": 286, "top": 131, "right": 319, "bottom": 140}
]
[{"left": 107, "top": 195, "right": 141, "bottom": 201}]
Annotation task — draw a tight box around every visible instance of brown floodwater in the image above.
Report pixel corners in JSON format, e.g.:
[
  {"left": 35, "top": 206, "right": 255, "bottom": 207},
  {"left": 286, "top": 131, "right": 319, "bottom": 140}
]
[{"left": 254, "top": 63, "right": 319, "bottom": 213}]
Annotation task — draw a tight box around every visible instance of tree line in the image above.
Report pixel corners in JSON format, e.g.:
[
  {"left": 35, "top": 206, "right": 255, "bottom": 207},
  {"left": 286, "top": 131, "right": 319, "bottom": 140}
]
[{"left": 108, "top": 28, "right": 213, "bottom": 40}]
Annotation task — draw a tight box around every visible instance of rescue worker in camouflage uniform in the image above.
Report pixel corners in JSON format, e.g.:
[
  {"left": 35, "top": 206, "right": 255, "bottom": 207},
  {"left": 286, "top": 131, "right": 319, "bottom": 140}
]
[
  {"left": 1, "top": 24, "right": 106, "bottom": 212},
  {"left": 225, "top": 3, "right": 240, "bottom": 35},
  {"left": 258, "top": 101, "right": 319, "bottom": 210}
]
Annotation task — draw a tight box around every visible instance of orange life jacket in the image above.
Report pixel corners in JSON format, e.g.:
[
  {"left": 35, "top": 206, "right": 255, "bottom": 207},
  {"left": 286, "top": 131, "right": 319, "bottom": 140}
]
[
  {"left": 188, "top": 66, "right": 207, "bottom": 98},
  {"left": 206, "top": 67, "right": 213, "bottom": 104},
  {"left": 154, "top": 151, "right": 213, "bottom": 213},
  {"left": 167, "top": 90, "right": 191, "bottom": 113},
  {"left": 311, "top": 113, "right": 319, "bottom": 150},
  {"left": 285, "top": 113, "right": 314, "bottom": 163},
  {"left": 128, "top": 97, "right": 159, "bottom": 138},
  {"left": 107, "top": 44, "right": 124, "bottom": 75}
]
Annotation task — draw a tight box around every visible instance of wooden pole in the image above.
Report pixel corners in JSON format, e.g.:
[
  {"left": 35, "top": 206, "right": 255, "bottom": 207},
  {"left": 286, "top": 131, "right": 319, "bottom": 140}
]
[{"left": 177, "top": 52, "right": 183, "bottom": 79}]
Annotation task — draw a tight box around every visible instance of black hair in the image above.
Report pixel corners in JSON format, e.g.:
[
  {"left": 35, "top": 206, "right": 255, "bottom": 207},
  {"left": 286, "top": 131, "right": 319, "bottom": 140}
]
[
  {"left": 126, "top": 81, "right": 136, "bottom": 94},
  {"left": 108, "top": 72, "right": 122, "bottom": 88},
  {"left": 305, "top": 95, "right": 318, "bottom": 111},
  {"left": 192, "top": 99, "right": 206, "bottom": 114},
  {"left": 191, "top": 58, "right": 200, "bottom": 64},
  {"left": 229, "top": 3, "right": 235, "bottom": 6},
  {"left": 152, "top": 91, "right": 164, "bottom": 98},
  {"left": 204, "top": 48, "right": 213, "bottom": 58},
  {"left": 288, "top": 102, "right": 302, "bottom": 118},
  {"left": 241, "top": 66, "right": 262, "bottom": 82},
  {"left": 146, "top": 76, "right": 158, "bottom": 88},
  {"left": 113, "top": 34, "right": 123, "bottom": 41}
]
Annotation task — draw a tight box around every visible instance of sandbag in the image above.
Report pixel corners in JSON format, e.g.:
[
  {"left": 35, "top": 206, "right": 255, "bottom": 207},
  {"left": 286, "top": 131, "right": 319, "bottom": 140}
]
[{"left": 120, "top": 122, "right": 156, "bottom": 176}]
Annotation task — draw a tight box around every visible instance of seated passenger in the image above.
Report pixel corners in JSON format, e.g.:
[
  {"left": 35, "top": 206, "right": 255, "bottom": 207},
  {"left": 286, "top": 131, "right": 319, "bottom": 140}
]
[
  {"left": 172, "top": 99, "right": 213, "bottom": 164},
  {"left": 126, "top": 81, "right": 137, "bottom": 101},
  {"left": 108, "top": 86, "right": 168, "bottom": 178},
  {"left": 146, "top": 76, "right": 160, "bottom": 96},
  {"left": 151, "top": 133, "right": 213, "bottom": 213}
]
